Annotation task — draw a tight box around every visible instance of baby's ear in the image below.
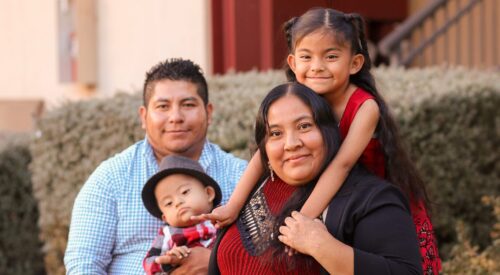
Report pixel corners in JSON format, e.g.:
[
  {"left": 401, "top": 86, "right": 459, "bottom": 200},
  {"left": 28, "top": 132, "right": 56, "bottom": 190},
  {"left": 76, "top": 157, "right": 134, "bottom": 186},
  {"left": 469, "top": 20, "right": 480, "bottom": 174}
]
[{"left": 205, "top": 186, "right": 216, "bottom": 203}]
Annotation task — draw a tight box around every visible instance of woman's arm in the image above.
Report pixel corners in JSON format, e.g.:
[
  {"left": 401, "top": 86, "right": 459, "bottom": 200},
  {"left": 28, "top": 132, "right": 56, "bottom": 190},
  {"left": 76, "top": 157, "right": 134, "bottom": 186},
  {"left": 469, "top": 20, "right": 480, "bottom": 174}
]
[
  {"left": 192, "top": 151, "right": 263, "bottom": 227},
  {"left": 300, "top": 100, "right": 380, "bottom": 218}
]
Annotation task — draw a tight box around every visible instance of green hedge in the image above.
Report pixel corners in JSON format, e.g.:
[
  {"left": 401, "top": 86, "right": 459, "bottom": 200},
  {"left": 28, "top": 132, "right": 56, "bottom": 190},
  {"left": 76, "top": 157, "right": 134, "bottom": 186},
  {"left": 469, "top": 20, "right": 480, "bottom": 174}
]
[
  {"left": 0, "top": 134, "right": 45, "bottom": 274},
  {"left": 441, "top": 196, "right": 499, "bottom": 274},
  {"left": 374, "top": 67, "right": 500, "bottom": 256},
  {"left": 29, "top": 95, "right": 145, "bottom": 275},
  {"left": 27, "top": 67, "right": 499, "bottom": 274}
]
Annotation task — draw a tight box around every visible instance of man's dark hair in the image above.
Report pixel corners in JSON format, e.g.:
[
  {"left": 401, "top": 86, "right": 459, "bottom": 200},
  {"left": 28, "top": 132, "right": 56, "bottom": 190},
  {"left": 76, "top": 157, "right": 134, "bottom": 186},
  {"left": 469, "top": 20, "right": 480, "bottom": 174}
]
[{"left": 143, "top": 58, "right": 209, "bottom": 107}]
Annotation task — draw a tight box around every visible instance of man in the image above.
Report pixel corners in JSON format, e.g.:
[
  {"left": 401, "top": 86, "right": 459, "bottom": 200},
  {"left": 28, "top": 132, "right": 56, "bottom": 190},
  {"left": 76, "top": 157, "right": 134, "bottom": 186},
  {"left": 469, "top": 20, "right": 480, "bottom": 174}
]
[{"left": 64, "top": 58, "right": 247, "bottom": 274}]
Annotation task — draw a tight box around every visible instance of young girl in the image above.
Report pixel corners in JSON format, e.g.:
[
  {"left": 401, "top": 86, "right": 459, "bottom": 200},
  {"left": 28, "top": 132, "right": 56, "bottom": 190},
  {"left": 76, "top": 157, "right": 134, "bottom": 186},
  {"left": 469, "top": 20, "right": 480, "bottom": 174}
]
[{"left": 198, "top": 7, "right": 441, "bottom": 274}]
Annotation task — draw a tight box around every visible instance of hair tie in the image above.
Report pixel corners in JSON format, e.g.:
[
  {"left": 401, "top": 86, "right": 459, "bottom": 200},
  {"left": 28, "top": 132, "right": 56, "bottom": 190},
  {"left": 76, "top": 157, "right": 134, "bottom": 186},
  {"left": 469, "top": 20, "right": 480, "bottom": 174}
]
[
  {"left": 284, "top": 17, "right": 299, "bottom": 51},
  {"left": 345, "top": 13, "right": 364, "bottom": 51}
]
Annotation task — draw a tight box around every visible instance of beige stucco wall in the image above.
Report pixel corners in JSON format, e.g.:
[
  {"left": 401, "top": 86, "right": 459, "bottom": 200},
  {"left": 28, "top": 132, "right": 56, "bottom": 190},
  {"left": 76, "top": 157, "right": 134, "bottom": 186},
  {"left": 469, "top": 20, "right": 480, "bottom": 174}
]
[{"left": 0, "top": 0, "right": 211, "bottom": 112}]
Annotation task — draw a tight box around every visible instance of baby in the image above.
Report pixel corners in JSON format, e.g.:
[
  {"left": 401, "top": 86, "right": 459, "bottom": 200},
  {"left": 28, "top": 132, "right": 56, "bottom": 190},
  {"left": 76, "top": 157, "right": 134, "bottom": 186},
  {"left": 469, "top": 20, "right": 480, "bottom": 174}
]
[{"left": 141, "top": 155, "right": 221, "bottom": 275}]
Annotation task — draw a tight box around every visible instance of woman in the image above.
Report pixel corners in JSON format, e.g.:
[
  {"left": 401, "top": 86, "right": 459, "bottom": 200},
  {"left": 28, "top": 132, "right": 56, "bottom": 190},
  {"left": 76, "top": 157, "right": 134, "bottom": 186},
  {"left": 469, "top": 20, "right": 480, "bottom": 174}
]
[{"left": 208, "top": 83, "right": 422, "bottom": 275}]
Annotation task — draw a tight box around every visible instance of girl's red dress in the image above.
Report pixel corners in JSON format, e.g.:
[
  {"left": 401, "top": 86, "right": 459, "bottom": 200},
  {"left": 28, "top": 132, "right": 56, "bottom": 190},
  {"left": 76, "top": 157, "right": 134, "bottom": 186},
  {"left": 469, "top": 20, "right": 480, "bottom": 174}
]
[{"left": 339, "top": 88, "right": 442, "bottom": 274}]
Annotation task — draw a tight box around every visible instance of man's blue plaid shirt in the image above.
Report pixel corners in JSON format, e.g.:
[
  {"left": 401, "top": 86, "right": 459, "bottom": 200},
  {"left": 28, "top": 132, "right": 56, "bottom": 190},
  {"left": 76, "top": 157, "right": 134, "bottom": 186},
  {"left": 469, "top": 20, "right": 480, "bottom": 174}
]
[{"left": 64, "top": 137, "right": 247, "bottom": 274}]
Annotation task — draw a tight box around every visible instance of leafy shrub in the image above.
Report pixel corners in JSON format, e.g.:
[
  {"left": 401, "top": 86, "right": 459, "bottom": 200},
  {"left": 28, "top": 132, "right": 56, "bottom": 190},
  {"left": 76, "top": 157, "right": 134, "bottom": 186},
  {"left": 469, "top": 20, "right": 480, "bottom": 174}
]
[
  {"left": 374, "top": 67, "right": 500, "bottom": 257},
  {"left": 442, "top": 196, "right": 499, "bottom": 274},
  {"left": 0, "top": 134, "right": 45, "bottom": 274},
  {"left": 29, "top": 95, "right": 144, "bottom": 275}
]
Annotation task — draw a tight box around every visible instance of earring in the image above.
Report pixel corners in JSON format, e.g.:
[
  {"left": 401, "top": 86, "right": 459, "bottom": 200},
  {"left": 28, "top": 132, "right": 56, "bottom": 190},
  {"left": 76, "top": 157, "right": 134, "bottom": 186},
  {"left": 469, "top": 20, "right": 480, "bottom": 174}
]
[{"left": 268, "top": 162, "right": 275, "bottom": 182}]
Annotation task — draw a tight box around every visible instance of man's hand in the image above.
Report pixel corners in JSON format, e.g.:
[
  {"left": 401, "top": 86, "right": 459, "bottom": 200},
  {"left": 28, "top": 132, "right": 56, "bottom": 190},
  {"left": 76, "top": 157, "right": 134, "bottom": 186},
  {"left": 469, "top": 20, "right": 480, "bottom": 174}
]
[
  {"left": 191, "top": 204, "right": 239, "bottom": 228},
  {"left": 170, "top": 246, "right": 210, "bottom": 275},
  {"left": 154, "top": 245, "right": 191, "bottom": 267},
  {"left": 154, "top": 254, "right": 182, "bottom": 267}
]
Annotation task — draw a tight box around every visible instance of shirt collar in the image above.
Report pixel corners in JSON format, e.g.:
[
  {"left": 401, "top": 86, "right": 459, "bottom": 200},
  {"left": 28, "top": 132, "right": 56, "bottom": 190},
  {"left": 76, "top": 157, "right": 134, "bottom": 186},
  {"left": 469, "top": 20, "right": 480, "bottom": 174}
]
[{"left": 142, "top": 135, "right": 214, "bottom": 171}]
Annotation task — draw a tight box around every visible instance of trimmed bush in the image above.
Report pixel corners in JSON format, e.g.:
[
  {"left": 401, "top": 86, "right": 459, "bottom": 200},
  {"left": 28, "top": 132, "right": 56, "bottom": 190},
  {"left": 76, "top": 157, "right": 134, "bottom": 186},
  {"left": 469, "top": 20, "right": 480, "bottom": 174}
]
[
  {"left": 441, "top": 196, "right": 500, "bottom": 274},
  {"left": 374, "top": 67, "right": 500, "bottom": 257},
  {"left": 29, "top": 67, "right": 499, "bottom": 274},
  {"left": 207, "top": 70, "right": 285, "bottom": 159},
  {"left": 0, "top": 134, "right": 45, "bottom": 274},
  {"left": 29, "top": 95, "right": 144, "bottom": 275}
]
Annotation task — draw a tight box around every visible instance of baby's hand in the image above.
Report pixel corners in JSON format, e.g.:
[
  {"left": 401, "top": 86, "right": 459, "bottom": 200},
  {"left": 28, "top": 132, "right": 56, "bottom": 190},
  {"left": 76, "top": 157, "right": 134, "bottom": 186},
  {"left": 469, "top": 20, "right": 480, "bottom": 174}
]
[
  {"left": 191, "top": 204, "right": 239, "bottom": 228},
  {"left": 155, "top": 246, "right": 191, "bottom": 266}
]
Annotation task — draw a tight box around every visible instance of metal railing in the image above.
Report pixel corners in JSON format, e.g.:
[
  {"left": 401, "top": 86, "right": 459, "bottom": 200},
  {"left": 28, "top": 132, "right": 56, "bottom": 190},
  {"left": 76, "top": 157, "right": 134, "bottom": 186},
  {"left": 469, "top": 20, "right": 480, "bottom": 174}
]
[{"left": 378, "top": 0, "right": 496, "bottom": 67}]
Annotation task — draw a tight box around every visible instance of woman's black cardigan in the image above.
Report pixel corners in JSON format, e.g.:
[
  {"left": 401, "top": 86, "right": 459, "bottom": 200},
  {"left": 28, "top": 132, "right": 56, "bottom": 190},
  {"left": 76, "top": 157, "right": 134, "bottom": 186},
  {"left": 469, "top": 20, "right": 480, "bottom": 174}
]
[{"left": 209, "top": 167, "right": 422, "bottom": 275}]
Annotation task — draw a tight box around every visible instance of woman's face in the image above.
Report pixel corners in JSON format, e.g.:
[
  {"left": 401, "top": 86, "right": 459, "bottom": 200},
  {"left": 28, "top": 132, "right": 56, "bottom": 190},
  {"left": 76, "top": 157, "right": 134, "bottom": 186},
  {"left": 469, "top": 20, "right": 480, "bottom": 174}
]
[{"left": 265, "top": 94, "right": 326, "bottom": 186}]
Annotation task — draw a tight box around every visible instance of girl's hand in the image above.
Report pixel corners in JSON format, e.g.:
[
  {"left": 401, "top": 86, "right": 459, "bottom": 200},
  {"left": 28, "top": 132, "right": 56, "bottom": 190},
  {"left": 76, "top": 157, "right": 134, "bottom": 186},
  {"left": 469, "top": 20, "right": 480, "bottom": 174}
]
[
  {"left": 190, "top": 204, "right": 239, "bottom": 228},
  {"left": 278, "top": 211, "right": 330, "bottom": 256}
]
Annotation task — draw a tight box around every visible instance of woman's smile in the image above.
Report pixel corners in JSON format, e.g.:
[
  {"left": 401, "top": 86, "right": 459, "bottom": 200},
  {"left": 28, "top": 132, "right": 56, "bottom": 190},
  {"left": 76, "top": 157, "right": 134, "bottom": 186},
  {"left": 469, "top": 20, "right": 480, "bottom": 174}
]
[{"left": 285, "top": 153, "right": 311, "bottom": 163}]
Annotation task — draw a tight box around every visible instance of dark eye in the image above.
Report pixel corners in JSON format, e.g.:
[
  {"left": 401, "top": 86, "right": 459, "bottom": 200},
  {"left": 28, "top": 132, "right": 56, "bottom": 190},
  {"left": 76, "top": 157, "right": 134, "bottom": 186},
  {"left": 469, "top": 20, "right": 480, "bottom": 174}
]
[
  {"left": 299, "top": 55, "right": 311, "bottom": 60},
  {"left": 165, "top": 201, "right": 172, "bottom": 207},
  {"left": 298, "top": 122, "right": 312, "bottom": 130},
  {"left": 157, "top": 104, "right": 168, "bottom": 109},
  {"left": 182, "top": 189, "right": 190, "bottom": 195},
  {"left": 269, "top": 130, "right": 282, "bottom": 137},
  {"left": 183, "top": 102, "right": 196, "bottom": 107},
  {"left": 326, "top": 54, "right": 338, "bottom": 60}
]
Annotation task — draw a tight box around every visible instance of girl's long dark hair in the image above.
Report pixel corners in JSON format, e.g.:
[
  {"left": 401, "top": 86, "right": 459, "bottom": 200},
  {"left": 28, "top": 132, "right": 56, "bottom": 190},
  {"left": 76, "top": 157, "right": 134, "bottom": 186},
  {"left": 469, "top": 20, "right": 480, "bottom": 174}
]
[
  {"left": 254, "top": 82, "right": 340, "bottom": 267},
  {"left": 283, "top": 7, "right": 430, "bottom": 208}
]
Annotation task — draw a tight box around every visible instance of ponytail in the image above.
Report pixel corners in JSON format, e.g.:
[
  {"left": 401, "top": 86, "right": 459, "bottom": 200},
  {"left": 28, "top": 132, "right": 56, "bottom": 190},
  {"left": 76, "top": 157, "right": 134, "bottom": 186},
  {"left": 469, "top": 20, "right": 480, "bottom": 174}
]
[{"left": 283, "top": 17, "right": 299, "bottom": 81}]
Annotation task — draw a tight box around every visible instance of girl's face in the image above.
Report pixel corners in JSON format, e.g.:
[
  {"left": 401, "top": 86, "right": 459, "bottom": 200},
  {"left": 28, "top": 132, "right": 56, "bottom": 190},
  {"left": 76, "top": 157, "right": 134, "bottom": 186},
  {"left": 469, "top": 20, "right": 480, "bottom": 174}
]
[
  {"left": 265, "top": 94, "right": 326, "bottom": 186},
  {"left": 287, "top": 30, "right": 363, "bottom": 98}
]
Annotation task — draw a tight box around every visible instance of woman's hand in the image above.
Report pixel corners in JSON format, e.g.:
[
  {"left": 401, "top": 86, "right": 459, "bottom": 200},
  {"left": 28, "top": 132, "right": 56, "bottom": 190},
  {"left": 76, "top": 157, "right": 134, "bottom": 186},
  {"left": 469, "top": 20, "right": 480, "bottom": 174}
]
[
  {"left": 190, "top": 204, "right": 239, "bottom": 228},
  {"left": 278, "top": 211, "right": 330, "bottom": 256}
]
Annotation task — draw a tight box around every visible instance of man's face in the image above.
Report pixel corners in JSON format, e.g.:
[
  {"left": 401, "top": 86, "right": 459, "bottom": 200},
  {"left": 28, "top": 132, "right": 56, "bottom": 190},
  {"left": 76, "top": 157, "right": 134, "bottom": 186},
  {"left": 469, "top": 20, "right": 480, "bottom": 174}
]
[{"left": 140, "top": 79, "right": 213, "bottom": 161}]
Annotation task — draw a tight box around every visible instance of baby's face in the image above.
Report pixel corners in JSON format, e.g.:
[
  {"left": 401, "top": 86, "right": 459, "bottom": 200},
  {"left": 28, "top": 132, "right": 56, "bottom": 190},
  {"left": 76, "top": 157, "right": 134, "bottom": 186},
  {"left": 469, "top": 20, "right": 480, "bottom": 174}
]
[{"left": 154, "top": 173, "right": 215, "bottom": 227}]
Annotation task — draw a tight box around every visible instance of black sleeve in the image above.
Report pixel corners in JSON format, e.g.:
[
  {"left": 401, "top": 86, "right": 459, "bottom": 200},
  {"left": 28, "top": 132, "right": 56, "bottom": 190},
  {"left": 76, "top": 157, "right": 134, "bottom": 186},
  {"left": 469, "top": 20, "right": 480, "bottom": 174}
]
[{"left": 352, "top": 186, "right": 422, "bottom": 275}]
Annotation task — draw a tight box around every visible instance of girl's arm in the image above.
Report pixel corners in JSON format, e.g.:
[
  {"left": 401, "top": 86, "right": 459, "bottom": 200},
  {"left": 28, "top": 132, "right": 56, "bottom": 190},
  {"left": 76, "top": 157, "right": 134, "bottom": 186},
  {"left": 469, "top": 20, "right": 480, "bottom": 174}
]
[
  {"left": 192, "top": 151, "right": 263, "bottom": 227},
  {"left": 300, "top": 100, "right": 380, "bottom": 218}
]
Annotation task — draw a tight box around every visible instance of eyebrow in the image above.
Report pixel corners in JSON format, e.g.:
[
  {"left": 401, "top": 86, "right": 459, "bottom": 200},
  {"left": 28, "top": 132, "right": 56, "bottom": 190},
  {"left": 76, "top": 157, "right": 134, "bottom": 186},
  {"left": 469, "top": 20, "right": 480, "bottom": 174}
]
[
  {"left": 159, "top": 183, "right": 193, "bottom": 205},
  {"left": 153, "top": 96, "right": 199, "bottom": 103},
  {"left": 296, "top": 47, "right": 342, "bottom": 53},
  {"left": 268, "top": 115, "right": 313, "bottom": 128}
]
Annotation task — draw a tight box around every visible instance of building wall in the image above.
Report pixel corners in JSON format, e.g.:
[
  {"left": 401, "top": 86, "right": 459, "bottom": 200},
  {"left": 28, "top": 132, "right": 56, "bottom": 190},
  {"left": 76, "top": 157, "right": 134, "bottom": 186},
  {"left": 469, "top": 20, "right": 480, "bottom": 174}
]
[
  {"left": 0, "top": 0, "right": 211, "bottom": 111},
  {"left": 405, "top": 0, "right": 499, "bottom": 68}
]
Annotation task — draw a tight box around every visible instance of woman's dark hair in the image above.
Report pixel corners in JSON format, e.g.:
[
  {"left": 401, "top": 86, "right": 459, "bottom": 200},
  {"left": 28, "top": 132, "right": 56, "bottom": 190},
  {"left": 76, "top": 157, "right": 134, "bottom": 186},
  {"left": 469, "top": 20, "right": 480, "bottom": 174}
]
[
  {"left": 283, "top": 7, "right": 430, "bottom": 208},
  {"left": 254, "top": 82, "right": 340, "bottom": 267}
]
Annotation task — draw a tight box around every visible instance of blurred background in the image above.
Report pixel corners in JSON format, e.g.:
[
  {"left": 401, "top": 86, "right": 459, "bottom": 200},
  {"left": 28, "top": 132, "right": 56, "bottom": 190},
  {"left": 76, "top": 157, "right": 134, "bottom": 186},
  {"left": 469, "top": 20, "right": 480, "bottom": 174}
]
[{"left": 0, "top": 0, "right": 498, "bottom": 134}]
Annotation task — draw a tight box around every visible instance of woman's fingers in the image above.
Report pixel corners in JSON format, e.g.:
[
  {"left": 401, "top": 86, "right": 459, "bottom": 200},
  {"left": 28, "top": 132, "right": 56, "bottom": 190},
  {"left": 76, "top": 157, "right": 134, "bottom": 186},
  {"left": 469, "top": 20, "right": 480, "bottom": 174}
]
[
  {"left": 284, "top": 216, "right": 296, "bottom": 226},
  {"left": 278, "top": 233, "right": 290, "bottom": 246},
  {"left": 291, "top": 210, "right": 308, "bottom": 221},
  {"left": 279, "top": 224, "right": 290, "bottom": 235},
  {"left": 278, "top": 211, "right": 327, "bottom": 255}
]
